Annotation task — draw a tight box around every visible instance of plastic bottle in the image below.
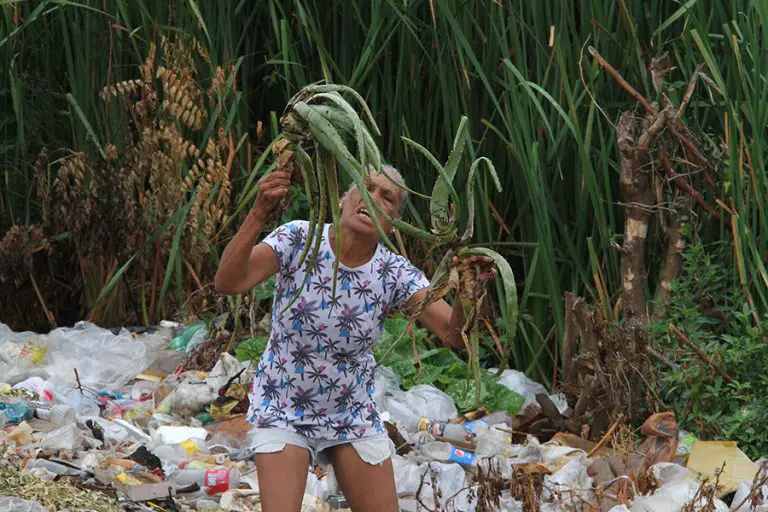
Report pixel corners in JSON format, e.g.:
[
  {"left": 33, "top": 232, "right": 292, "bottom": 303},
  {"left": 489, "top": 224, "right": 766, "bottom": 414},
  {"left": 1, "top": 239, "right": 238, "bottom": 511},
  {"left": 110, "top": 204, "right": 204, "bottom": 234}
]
[
  {"left": 29, "top": 401, "right": 76, "bottom": 425},
  {"left": 168, "top": 467, "right": 240, "bottom": 494},
  {"left": 462, "top": 411, "right": 511, "bottom": 436},
  {"left": 24, "top": 459, "right": 88, "bottom": 477},
  {"left": 418, "top": 418, "right": 474, "bottom": 443},
  {"left": 419, "top": 442, "right": 476, "bottom": 465},
  {"left": 154, "top": 439, "right": 215, "bottom": 472}
]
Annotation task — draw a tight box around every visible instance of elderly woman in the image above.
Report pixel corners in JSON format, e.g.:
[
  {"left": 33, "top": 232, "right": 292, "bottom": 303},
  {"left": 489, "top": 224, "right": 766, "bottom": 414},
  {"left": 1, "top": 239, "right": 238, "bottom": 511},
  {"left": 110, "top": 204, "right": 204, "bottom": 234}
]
[{"left": 215, "top": 164, "right": 495, "bottom": 512}]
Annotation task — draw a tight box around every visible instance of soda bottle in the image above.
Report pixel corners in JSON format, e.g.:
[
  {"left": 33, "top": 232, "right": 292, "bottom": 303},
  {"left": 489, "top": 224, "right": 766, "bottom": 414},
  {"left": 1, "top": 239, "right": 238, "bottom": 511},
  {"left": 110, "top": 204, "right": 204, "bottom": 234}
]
[{"left": 419, "top": 442, "right": 476, "bottom": 466}]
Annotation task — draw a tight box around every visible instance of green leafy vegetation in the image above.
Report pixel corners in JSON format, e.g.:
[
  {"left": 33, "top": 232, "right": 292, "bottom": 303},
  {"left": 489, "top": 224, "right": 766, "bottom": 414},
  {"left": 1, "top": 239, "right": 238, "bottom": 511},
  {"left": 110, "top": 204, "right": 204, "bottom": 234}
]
[
  {"left": 373, "top": 314, "right": 524, "bottom": 414},
  {"left": 235, "top": 335, "right": 269, "bottom": 364},
  {"left": 652, "top": 242, "right": 768, "bottom": 459}
]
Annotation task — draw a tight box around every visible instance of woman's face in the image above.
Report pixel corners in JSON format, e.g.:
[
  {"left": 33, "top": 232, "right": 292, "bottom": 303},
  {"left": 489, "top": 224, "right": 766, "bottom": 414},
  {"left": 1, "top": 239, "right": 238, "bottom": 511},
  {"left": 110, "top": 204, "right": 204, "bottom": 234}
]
[{"left": 340, "top": 171, "right": 403, "bottom": 239}]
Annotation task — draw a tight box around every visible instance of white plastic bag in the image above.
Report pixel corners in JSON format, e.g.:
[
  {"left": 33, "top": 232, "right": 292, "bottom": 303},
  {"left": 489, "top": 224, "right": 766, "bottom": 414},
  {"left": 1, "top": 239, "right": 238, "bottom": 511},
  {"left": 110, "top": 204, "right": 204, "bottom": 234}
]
[
  {"left": 475, "top": 429, "right": 521, "bottom": 460},
  {"left": 731, "top": 479, "right": 768, "bottom": 511},
  {"left": 373, "top": 366, "right": 401, "bottom": 410},
  {"left": 40, "top": 423, "right": 86, "bottom": 451},
  {"left": 492, "top": 369, "right": 568, "bottom": 413},
  {"left": 631, "top": 463, "right": 729, "bottom": 512},
  {"left": 542, "top": 457, "right": 594, "bottom": 508},
  {"left": 205, "top": 353, "right": 251, "bottom": 391},
  {"left": 383, "top": 385, "right": 457, "bottom": 428},
  {"left": 43, "top": 322, "right": 149, "bottom": 391},
  {"left": 0, "top": 323, "right": 48, "bottom": 385},
  {"left": 393, "top": 455, "right": 424, "bottom": 497},
  {"left": 415, "top": 462, "right": 468, "bottom": 511}
]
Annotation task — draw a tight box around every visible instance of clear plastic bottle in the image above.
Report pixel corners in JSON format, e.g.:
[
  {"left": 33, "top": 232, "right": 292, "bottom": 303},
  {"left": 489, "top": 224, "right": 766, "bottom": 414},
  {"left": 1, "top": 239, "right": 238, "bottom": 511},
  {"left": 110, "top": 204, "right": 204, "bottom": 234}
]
[
  {"left": 153, "top": 439, "right": 214, "bottom": 472},
  {"left": 462, "top": 411, "right": 511, "bottom": 436},
  {"left": 419, "top": 441, "right": 476, "bottom": 465},
  {"left": 418, "top": 418, "right": 474, "bottom": 443},
  {"left": 24, "top": 459, "right": 87, "bottom": 476}
]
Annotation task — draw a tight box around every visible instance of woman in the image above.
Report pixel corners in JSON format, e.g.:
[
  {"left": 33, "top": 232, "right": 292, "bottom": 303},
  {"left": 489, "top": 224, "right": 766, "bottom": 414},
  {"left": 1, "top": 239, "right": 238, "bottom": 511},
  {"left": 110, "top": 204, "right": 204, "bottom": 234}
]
[{"left": 215, "top": 164, "right": 496, "bottom": 511}]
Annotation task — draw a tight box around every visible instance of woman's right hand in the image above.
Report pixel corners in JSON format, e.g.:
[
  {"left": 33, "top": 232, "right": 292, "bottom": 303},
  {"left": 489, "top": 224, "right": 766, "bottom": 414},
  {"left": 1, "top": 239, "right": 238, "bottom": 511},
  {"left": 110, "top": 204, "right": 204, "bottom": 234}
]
[{"left": 251, "top": 169, "right": 292, "bottom": 220}]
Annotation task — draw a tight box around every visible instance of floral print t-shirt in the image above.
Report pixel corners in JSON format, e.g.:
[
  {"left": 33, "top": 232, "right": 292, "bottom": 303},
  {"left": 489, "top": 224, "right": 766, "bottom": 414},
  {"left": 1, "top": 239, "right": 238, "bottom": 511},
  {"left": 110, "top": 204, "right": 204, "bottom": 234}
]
[{"left": 246, "top": 220, "right": 430, "bottom": 441}]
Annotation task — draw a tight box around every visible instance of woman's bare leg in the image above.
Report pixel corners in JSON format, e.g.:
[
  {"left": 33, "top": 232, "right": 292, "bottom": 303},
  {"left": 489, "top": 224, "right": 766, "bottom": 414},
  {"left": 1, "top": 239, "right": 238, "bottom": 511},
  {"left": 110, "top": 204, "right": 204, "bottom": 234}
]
[
  {"left": 326, "top": 444, "right": 398, "bottom": 512},
  {"left": 254, "top": 445, "right": 311, "bottom": 512}
]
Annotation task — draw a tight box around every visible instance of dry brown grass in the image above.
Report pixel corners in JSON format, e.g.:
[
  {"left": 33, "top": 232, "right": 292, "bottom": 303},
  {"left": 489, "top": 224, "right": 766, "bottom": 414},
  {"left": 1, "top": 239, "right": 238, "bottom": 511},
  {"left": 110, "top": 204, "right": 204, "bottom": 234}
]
[{"left": 0, "top": 36, "right": 245, "bottom": 329}]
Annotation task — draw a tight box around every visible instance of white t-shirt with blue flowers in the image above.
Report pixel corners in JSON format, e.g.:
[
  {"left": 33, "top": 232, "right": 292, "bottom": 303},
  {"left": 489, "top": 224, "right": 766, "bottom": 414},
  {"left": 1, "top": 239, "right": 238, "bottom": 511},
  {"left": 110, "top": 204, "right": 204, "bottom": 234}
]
[{"left": 246, "top": 220, "right": 430, "bottom": 441}]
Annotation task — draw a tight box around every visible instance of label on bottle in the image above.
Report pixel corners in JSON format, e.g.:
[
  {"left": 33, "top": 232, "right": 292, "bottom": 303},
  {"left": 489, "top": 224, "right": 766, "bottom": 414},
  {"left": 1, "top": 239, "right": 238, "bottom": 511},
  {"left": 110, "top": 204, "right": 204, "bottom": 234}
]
[
  {"left": 462, "top": 419, "right": 488, "bottom": 434},
  {"left": 447, "top": 447, "right": 476, "bottom": 465},
  {"left": 418, "top": 418, "right": 447, "bottom": 438},
  {"left": 204, "top": 468, "right": 233, "bottom": 494}
]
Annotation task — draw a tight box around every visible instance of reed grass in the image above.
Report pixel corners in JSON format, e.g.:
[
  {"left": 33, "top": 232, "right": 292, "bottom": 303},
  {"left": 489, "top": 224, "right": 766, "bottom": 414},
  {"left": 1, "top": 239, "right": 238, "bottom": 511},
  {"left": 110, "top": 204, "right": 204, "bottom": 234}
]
[{"left": 1, "top": 0, "right": 765, "bottom": 385}]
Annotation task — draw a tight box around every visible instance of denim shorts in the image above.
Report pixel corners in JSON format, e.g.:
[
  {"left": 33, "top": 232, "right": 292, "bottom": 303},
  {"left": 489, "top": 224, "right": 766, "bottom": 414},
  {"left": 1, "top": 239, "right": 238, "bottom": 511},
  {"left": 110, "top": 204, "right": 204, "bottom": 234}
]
[{"left": 245, "top": 427, "right": 396, "bottom": 467}]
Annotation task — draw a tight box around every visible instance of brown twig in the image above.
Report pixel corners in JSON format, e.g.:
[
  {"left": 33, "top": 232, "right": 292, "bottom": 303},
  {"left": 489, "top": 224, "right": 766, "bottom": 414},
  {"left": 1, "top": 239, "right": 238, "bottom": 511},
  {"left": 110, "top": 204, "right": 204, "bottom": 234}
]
[
  {"left": 587, "top": 414, "right": 624, "bottom": 457},
  {"left": 588, "top": 46, "right": 654, "bottom": 114},
  {"left": 495, "top": 426, "right": 534, "bottom": 437},
  {"left": 659, "top": 150, "right": 725, "bottom": 224},
  {"left": 647, "top": 347, "right": 677, "bottom": 370},
  {"left": 589, "top": 47, "right": 713, "bottom": 175},
  {"left": 730, "top": 466, "right": 768, "bottom": 512},
  {"left": 74, "top": 368, "right": 84, "bottom": 396},
  {"left": 678, "top": 64, "right": 704, "bottom": 118},
  {"left": 668, "top": 323, "right": 735, "bottom": 384},
  {"left": 488, "top": 200, "right": 512, "bottom": 237}
]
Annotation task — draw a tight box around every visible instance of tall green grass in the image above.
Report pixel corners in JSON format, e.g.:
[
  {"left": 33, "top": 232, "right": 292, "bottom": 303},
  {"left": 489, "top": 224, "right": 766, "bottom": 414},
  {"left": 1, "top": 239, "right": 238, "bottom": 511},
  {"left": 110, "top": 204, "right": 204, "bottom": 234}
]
[{"left": 2, "top": 0, "right": 766, "bottom": 386}]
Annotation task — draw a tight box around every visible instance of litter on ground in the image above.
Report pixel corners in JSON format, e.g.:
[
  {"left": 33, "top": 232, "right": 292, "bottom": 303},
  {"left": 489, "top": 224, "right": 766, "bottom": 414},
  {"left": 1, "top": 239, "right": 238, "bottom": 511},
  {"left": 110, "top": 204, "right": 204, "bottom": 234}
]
[{"left": 1, "top": 320, "right": 765, "bottom": 511}]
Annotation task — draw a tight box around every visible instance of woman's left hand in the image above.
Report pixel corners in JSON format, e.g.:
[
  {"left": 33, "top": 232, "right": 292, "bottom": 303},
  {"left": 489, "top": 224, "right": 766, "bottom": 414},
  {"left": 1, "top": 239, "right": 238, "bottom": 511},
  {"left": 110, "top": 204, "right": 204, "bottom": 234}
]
[{"left": 451, "top": 255, "right": 497, "bottom": 282}]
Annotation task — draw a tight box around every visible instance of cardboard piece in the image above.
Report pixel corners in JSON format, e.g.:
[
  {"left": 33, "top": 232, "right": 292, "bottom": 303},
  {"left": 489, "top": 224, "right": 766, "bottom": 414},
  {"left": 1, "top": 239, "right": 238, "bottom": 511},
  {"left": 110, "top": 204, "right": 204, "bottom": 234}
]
[
  {"left": 116, "top": 481, "right": 176, "bottom": 502},
  {"left": 686, "top": 440, "right": 758, "bottom": 497}
]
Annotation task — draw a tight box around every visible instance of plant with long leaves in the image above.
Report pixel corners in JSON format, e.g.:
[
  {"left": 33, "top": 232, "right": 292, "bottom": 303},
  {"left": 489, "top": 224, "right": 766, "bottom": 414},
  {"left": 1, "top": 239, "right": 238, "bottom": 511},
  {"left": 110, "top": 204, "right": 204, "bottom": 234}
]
[
  {"left": 393, "top": 117, "right": 519, "bottom": 405},
  {"left": 269, "top": 83, "right": 517, "bottom": 402},
  {"left": 268, "top": 81, "right": 407, "bottom": 312}
]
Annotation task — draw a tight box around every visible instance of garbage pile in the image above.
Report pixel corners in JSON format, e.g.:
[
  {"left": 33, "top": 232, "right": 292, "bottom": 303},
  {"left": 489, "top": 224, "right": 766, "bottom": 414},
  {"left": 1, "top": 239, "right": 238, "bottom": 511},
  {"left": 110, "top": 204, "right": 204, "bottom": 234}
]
[{"left": 1, "top": 321, "right": 767, "bottom": 511}]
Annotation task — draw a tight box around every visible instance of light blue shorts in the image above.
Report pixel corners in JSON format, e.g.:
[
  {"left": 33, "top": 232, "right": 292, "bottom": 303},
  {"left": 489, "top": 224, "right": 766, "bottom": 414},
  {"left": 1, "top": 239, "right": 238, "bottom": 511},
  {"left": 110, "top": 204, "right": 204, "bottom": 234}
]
[{"left": 245, "top": 427, "right": 395, "bottom": 468}]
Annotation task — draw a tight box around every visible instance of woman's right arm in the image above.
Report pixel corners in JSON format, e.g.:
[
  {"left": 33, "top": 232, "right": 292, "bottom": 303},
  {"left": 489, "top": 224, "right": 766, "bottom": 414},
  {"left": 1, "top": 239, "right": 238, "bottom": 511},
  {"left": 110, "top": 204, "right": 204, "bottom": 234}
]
[{"left": 214, "top": 170, "right": 292, "bottom": 295}]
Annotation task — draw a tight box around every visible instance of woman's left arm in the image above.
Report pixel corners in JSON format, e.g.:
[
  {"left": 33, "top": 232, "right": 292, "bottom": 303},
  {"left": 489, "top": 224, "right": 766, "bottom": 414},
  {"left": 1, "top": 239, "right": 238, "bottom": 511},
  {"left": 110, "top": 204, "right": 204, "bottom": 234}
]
[{"left": 409, "top": 256, "right": 497, "bottom": 350}]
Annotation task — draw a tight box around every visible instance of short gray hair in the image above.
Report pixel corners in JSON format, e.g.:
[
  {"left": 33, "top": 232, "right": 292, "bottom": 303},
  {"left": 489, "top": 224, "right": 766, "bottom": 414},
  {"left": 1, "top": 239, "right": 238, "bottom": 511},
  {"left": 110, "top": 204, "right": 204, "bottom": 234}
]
[{"left": 344, "top": 164, "right": 409, "bottom": 218}]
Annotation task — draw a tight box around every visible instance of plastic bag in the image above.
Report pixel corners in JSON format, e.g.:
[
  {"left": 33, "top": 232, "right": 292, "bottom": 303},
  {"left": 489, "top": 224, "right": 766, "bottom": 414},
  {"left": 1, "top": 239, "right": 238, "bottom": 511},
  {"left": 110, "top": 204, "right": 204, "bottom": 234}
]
[
  {"left": 492, "top": 369, "right": 568, "bottom": 413},
  {"left": 373, "top": 366, "right": 401, "bottom": 410},
  {"left": 475, "top": 429, "right": 519, "bottom": 460},
  {"left": 40, "top": 423, "right": 86, "bottom": 451},
  {"left": 414, "top": 462, "right": 468, "bottom": 511},
  {"left": 0, "top": 323, "right": 48, "bottom": 385},
  {"left": 0, "top": 322, "right": 153, "bottom": 391},
  {"left": 630, "top": 463, "right": 729, "bottom": 512},
  {"left": 497, "top": 496, "right": 525, "bottom": 512},
  {"left": 731, "top": 480, "right": 768, "bottom": 511},
  {"left": 0, "top": 498, "right": 47, "bottom": 512},
  {"left": 542, "top": 457, "right": 594, "bottom": 508},
  {"left": 383, "top": 385, "right": 457, "bottom": 427},
  {"left": 170, "top": 323, "right": 206, "bottom": 351},
  {"left": 305, "top": 471, "right": 331, "bottom": 501},
  {"left": 167, "top": 382, "right": 218, "bottom": 418},
  {"left": 393, "top": 455, "right": 426, "bottom": 497},
  {"left": 58, "top": 387, "right": 101, "bottom": 416},
  {"left": 206, "top": 353, "right": 251, "bottom": 391},
  {"left": 43, "top": 322, "right": 149, "bottom": 391}
]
